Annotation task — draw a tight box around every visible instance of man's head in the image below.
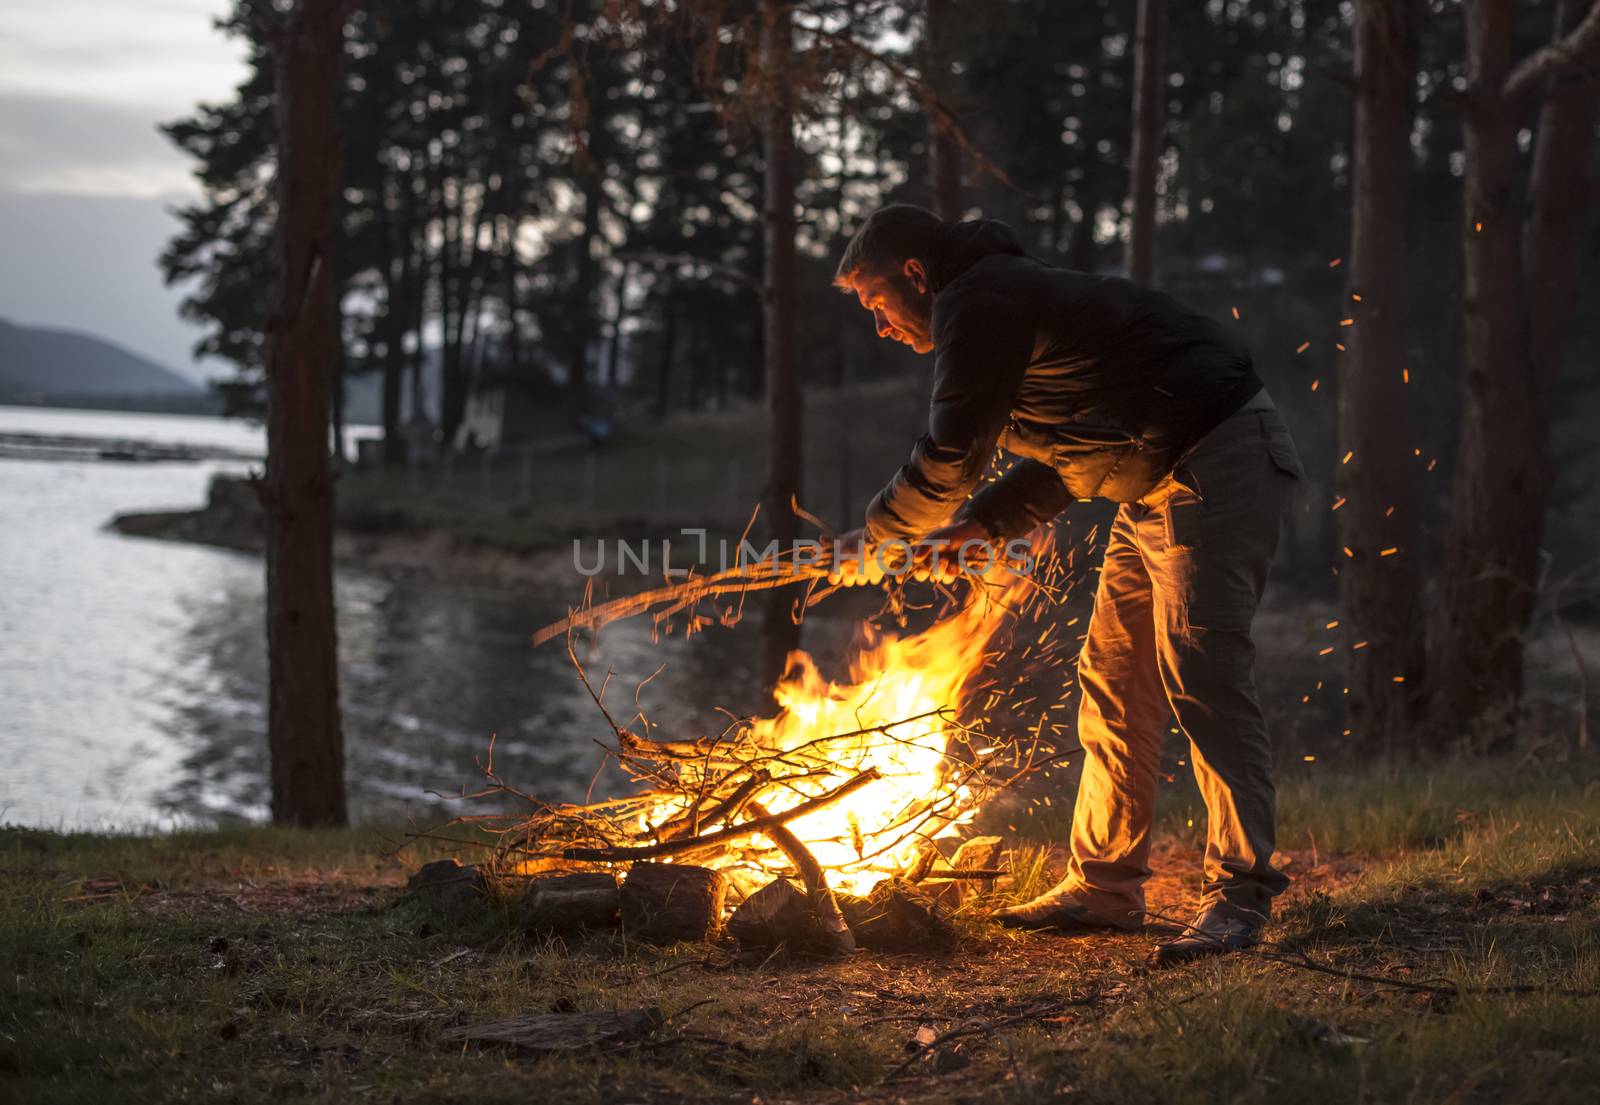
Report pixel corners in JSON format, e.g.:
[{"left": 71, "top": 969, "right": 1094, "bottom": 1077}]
[{"left": 833, "top": 204, "right": 945, "bottom": 354}]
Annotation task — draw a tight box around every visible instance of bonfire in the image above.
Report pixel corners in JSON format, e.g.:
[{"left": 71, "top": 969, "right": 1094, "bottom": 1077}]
[{"left": 424, "top": 534, "right": 1082, "bottom": 954}]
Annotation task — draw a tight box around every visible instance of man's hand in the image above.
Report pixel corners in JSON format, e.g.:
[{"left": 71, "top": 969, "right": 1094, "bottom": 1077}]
[
  {"left": 826, "top": 528, "right": 886, "bottom": 588},
  {"left": 912, "top": 517, "right": 994, "bottom": 584}
]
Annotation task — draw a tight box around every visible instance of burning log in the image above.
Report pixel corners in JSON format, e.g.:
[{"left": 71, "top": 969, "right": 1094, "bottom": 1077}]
[
  {"left": 745, "top": 801, "right": 855, "bottom": 955},
  {"left": 619, "top": 863, "right": 727, "bottom": 943},
  {"left": 726, "top": 878, "right": 837, "bottom": 953},
  {"left": 657, "top": 770, "right": 772, "bottom": 842},
  {"left": 839, "top": 880, "right": 956, "bottom": 952},
  {"left": 522, "top": 873, "right": 620, "bottom": 933}
]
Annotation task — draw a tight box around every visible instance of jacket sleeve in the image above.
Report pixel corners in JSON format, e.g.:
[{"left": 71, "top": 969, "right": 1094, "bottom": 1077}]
[
  {"left": 965, "top": 459, "right": 1074, "bottom": 540},
  {"left": 864, "top": 287, "right": 1037, "bottom": 542}
]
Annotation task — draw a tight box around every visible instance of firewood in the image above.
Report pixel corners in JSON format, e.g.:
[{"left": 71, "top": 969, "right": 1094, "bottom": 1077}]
[
  {"left": 658, "top": 770, "right": 772, "bottom": 841},
  {"left": 522, "top": 872, "right": 620, "bottom": 933},
  {"left": 839, "top": 879, "right": 957, "bottom": 952},
  {"left": 745, "top": 802, "right": 856, "bottom": 956},
  {"left": 563, "top": 768, "right": 880, "bottom": 862},
  {"left": 726, "top": 877, "right": 840, "bottom": 954},
  {"left": 620, "top": 863, "right": 727, "bottom": 943}
]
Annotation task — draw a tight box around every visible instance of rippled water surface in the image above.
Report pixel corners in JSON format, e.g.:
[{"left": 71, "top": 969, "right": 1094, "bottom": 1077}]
[{"left": 0, "top": 405, "right": 769, "bottom": 829}]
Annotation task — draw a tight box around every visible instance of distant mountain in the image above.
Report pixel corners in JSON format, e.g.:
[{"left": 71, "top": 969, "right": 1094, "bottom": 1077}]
[{"left": 0, "top": 316, "right": 201, "bottom": 401}]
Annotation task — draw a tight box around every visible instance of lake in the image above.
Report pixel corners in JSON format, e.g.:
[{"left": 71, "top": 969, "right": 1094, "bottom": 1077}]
[{"left": 0, "top": 405, "right": 764, "bottom": 830}]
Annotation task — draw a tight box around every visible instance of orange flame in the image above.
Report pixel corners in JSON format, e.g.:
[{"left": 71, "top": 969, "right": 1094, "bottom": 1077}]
[{"left": 646, "top": 560, "right": 1040, "bottom": 897}]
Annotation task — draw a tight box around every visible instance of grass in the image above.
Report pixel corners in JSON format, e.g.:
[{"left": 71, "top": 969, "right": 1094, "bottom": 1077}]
[{"left": 4, "top": 758, "right": 1599, "bottom": 1104}]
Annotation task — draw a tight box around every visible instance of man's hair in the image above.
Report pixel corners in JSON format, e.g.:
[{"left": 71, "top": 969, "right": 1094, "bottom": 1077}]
[{"left": 832, "top": 204, "right": 946, "bottom": 289}]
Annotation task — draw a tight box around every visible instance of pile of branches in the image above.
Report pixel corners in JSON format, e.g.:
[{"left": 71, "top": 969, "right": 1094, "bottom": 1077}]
[
  {"left": 418, "top": 531, "right": 1082, "bottom": 954},
  {"left": 429, "top": 635, "right": 1065, "bottom": 952}
]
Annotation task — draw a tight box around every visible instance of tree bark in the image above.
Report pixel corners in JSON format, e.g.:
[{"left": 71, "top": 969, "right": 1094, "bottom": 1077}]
[
  {"left": 1340, "top": 0, "right": 1425, "bottom": 750},
  {"left": 1125, "top": 0, "right": 1165, "bottom": 286},
  {"left": 760, "top": 0, "right": 804, "bottom": 701},
  {"left": 263, "top": 0, "right": 350, "bottom": 827},
  {"left": 924, "top": 0, "right": 961, "bottom": 220},
  {"left": 606, "top": 260, "right": 634, "bottom": 390},
  {"left": 1524, "top": 0, "right": 1600, "bottom": 410},
  {"left": 567, "top": 60, "right": 611, "bottom": 417},
  {"left": 1429, "top": 0, "right": 1599, "bottom": 746},
  {"left": 653, "top": 285, "right": 677, "bottom": 416},
  {"left": 618, "top": 863, "right": 726, "bottom": 943},
  {"left": 380, "top": 191, "right": 405, "bottom": 464}
]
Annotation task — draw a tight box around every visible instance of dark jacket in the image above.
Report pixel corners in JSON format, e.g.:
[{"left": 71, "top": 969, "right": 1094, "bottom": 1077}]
[{"left": 864, "top": 219, "right": 1262, "bottom": 542}]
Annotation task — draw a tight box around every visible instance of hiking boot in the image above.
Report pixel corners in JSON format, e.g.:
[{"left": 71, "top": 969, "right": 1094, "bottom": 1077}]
[
  {"left": 1153, "top": 906, "right": 1263, "bottom": 967},
  {"left": 991, "top": 883, "right": 1139, "bottom": 933}
]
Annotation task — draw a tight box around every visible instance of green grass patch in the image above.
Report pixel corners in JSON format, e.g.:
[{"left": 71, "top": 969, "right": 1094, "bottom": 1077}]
[{"left": 3, "top": 757, "right": 1599, "bottom": 1104}]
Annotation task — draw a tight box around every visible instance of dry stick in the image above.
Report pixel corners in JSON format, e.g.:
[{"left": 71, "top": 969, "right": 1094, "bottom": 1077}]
[
  {"left": 532, "top": 561, "right": 828, "bottom": 647},
  {"left": 745, "top": 800, "right": 856, "bottom": 955},
  {"left": 561, "top": 769, "right": 881, "bottom": 861},
  {"left": 658, "top": 769, "right": 773, "bottom": 841}
]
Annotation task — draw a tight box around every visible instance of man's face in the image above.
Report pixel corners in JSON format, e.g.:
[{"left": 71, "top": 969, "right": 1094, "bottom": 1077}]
[{"left": 848, "top": 259, "right": 934, "bottom": 354}]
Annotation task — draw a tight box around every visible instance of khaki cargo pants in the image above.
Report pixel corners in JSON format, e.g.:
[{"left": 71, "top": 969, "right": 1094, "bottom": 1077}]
[{"left": 1066, "top": 390, "right": 1302, "bottom": 926}]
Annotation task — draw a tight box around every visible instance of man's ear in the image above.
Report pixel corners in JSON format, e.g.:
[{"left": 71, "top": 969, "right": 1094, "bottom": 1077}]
[{"left": 903, "top": 258, "right": 929, "bottom": 296}]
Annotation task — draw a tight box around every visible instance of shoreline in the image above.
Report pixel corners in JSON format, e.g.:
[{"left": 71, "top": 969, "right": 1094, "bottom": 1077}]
[{"left": 110, "top": 473, "right": 582, "bottom": 590}]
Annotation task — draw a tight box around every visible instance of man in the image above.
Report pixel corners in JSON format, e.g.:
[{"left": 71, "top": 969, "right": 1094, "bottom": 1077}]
[{"left": 828, "top": 204, "right": 1303, "bottom": 965}]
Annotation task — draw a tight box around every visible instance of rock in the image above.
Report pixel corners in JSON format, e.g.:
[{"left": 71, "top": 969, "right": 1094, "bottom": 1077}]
[
  {"left": 443, "top": 1007, "right": 664, "bottom": 1053},
  {"left": 619, "top": 863, "right": 726, "bottom": 943},
  {"left": 726, "top": 878, "right": 838, "bottom": 954},
  {"left": 522, "top": 872, "right": 620, "bottom": 933},
  {"left": 839, "top": 879, "right": 956, "bottom": 952},
  {"left": 407, "top": 859, "right": 488, "bottom": 923}
]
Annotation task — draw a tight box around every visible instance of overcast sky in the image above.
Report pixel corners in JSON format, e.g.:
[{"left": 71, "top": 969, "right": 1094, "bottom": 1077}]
[{"left": 0, "top": 1, "right": 249, "bottom": 381}]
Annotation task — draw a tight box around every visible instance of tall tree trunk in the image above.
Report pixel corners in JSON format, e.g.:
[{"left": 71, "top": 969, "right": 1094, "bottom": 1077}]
[
  {"left": 1432, "top": 0, "right": 1600, "bottom": 745},
  {"left": 1433, "top": 1, "right": 1531, "bottom": 748},
  {"left": 924, "top": 0, "right": 961, "bottom": 220},
  {"left": 1524, "top": 0, "right": 1600, "bottom": 420},
  {"left": 1428, "top": 0, "right": 1600, "bottom": 746},
  {"left": 262, "top": 0, "right": 350, "bottom": 827},
  {"left": 606, "top": 260, "right": 633, "bottom": 390},
  {"left": 330, "top": 290, "right": 347, "bottom": 466},
  {"left": 654, "top": 285, "right": 677, "bottom": 416},
  {"left": 380, "top": 193, "right": 405, "bottom": 464},
  {"left": 1125, "top": 0, "right": 1165, "bottom": 286},
  {"left": 760, "top": 1, "right": 803, "bottom": 700},
  {"left": 501, "top": 213, "right": 523, "bottom": 378},
  {"left": 1068, "top": 189, "right": 1097, "bottom": 272},
  {"left": 568, "top": 62, "right": 610, "bottom": 417},
  {"left": 407, "top": 217, "right": 428, "bottom": 427},
  {"left": 442, "top": 175, "right": 492, "bottom": 446},
  {"left": 1340, "top": 0, "right": 1425, "bottom": 750}
]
